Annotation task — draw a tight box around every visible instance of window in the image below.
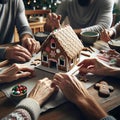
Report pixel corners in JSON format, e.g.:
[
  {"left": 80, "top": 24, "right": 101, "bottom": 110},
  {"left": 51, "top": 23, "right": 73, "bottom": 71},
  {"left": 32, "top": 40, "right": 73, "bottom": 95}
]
[
  {"left": 50, "top": 38, "right": 56, "bottom": 49},
  {"left": 42, "top": 51, "right": 48, "bottom": 62},
  {"left": 51, "top": 42, "right": 56, "bottom": 48},
  {"left": 59, "top": 56, "right": 65, "bottom": 66},
  {"left": 43, "top": 56, "right": 47, "bottom": 61}
]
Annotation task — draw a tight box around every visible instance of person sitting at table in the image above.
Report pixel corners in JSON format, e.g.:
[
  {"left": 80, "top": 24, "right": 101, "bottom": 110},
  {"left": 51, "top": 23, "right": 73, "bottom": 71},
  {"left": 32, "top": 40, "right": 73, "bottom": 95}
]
[
  {"left": 78, "top": 58, "right": 120, "bottom": 78},
  {"left": 44, "top": 0, "right": 114, "bottom": 36},
  {"left": 100, "top": 21, "right": 120, "bottom": 42},
  {"left": 1, "top": 78, "right": 55, "bottom": 120},
  {"left": 0, "top": 63, "right": 35, "bottom": 84},
  {"left": 1, "top": 72, "right": 116, "bottom": 120},
  {"left": 0, "top": 0, "right": 40, "bottom": 62}
]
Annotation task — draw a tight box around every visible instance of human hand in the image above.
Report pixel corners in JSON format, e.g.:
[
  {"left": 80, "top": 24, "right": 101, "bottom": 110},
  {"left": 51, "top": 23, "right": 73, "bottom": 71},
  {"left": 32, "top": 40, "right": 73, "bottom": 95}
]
[
  {"left": 53, "top": 73, "right": 107, "bottom": 120},
  {"left": 5, "top": 45, "right": 32, "bottom": 62},
  {"left": 0, "top": 63, "right": 34, "bottom": 83},
  {"left": 53, "top": 73, "right": 90, "bottom": 105},
  {"left": 44, "top": 13, "right": 61, "bottom": 32},
  {"left": 28, "top": 78, "right": 55, "bottom": 106},
  {"left": 78, "top": 58, "right": 114, "bottom": 76},
  {"left": 100, "top": 29, "right": 114, "bottom": 42},
  {"left": 74, "top": 29, "right": 82, "bottom": 37},
  {"left": 21, "top": 37, "right": 40, "bottom": 55}
]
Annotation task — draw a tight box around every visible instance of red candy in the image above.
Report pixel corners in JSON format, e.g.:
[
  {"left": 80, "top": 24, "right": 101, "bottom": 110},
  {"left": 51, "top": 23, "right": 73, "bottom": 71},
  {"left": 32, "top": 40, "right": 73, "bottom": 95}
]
[{"left": 12, "top": 84, "right": 27, "bottom": 95}]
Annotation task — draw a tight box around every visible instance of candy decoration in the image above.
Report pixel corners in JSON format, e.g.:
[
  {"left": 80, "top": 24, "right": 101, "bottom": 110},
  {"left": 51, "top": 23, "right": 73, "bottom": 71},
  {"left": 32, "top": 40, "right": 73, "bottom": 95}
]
[{"left": 12, "top": 84, "right": 27, "bottom": 96}]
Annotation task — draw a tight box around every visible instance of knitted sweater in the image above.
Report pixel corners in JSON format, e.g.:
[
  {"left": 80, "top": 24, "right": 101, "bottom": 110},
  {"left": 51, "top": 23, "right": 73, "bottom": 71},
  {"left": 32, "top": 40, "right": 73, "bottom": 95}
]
[{"left": 56, "top": 0, "right": 114, "bottom": 33}]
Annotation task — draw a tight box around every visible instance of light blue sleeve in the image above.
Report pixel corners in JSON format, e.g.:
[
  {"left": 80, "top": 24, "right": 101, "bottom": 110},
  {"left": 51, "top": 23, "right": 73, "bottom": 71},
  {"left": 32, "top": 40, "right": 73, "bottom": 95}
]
[{"left": 101, "top": 116, "right": 116, "bottom": 120}]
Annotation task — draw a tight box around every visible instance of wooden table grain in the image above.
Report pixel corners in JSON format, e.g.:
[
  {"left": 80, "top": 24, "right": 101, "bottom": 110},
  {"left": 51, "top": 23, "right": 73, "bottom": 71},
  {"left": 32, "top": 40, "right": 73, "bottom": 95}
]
[
  {"left": 0, "top": 76, "right": 120, "bottom": 120},
  {"left": 0, "top": 43, "right": 120, "bottom": 119}
]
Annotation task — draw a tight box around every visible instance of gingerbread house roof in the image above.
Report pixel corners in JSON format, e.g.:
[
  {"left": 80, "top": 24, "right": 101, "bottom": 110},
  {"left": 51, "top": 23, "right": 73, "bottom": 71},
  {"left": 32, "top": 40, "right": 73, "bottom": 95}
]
[{"left": 41, "top": 25, "right": 84, "bottom": 59}]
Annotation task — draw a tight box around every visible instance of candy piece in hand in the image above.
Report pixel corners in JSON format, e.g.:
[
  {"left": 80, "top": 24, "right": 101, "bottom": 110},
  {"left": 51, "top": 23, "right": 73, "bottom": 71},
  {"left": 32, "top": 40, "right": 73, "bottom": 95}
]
[{"left": 94, "top": 81, "right": 114, "bottom": 97}]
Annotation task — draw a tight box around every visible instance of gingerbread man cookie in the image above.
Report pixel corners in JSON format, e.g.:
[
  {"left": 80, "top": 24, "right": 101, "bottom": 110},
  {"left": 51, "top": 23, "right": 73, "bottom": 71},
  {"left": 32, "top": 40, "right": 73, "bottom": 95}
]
[{"left": 94, "top": 81, "right": 114, "bottom": 97}]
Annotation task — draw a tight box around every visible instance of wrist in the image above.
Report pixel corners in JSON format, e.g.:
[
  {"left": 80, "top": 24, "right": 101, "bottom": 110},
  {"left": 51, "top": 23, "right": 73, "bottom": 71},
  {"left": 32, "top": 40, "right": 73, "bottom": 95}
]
[
  {"left": 20, "top": 34, "right": 32, "bottom": 44},
  {"left": 75, "top": 95, "right": 107, "bottom": 120}
]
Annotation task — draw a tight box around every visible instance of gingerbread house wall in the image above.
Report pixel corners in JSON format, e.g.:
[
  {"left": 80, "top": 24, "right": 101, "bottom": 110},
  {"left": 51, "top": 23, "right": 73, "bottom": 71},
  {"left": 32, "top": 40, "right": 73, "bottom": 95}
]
[
  {"left": 41, "top": 35, "right": 81, "bottom": 72},
  {"left": 41, "top": 36, "right": 68, "bottom": 71}
]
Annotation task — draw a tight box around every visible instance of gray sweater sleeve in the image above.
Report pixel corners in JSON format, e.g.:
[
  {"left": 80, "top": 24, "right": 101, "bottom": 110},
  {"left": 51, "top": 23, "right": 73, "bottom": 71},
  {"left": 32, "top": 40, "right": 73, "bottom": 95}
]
[
  {"left": 15, "top": 0, "right": 34, "bottom": 39},
  {"left": 1, "top": 98, "right": 41, "bottom": 120},
  {"left": 16, "top": 98, "right": 41, "bottom": 120},
  {"left": 56, "top": 0, "right": 114, "bottom": 33},
  {"left": 81, "top": 0, "right": 114, "bottom": 33}
]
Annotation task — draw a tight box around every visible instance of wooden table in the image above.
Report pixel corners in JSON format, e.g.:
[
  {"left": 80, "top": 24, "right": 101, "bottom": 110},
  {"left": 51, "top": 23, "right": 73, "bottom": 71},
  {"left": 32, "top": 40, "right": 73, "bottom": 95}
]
[
  {"left": 0, "top": 43, "right": 120, "bottom": 119},
  {"left": 0, "top": 72, "right": 120, "bottom": 120}
]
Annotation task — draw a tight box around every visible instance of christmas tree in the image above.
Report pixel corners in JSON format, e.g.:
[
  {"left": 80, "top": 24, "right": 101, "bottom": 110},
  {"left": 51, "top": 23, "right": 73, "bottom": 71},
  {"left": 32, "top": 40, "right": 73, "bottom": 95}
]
[{"left": 23, "top": 0, "right": 61, "bottom": 12}]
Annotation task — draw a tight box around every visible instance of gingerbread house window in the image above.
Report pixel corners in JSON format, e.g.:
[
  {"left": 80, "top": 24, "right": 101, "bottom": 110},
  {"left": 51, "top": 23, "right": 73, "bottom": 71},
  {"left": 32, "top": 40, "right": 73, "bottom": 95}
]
[
  {"left": 59, "top": 56, "right": 65, "bottom": 66},
  {"left": 71, "top": 59, "right": 74, "bottom": 65},
  {"left": 42, "top": 51, "right": 48, "bottom": 62},
  {"left": 50, "top": 39, "right": 56, "bottom": 49}
]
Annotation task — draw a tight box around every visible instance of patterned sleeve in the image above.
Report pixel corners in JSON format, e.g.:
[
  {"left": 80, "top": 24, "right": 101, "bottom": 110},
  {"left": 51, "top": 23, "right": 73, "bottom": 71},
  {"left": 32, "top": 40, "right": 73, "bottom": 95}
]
[
  {"left": 1, "top": 98, "right": 41, "bottom": 120},
  {"left": 1, "top": 108, "right": 32, "bottom": 120}
]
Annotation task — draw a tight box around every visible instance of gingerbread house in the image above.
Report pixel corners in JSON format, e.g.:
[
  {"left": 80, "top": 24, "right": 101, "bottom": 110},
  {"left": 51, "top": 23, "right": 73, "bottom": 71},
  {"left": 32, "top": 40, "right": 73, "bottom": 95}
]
[{"left": 40, "top": 25, "right": 84, "bottom": 72}]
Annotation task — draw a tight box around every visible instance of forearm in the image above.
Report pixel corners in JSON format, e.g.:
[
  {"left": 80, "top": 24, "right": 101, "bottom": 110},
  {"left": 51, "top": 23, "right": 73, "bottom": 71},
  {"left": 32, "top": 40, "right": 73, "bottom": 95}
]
[
  {"left": 16, "top": 0, "right": 34, "bottom": 40},
  {"left": 105, "top": 66, "right": 120, "bottom": 78},
  {"left": 20, "top": 33, "right": 33, "bottom": 43},
  {"left": 75, "top": 96, "right": 107, "bottom": 120},
  {"left": 110, "top": 68, "right": 120, "bottom": 78}
]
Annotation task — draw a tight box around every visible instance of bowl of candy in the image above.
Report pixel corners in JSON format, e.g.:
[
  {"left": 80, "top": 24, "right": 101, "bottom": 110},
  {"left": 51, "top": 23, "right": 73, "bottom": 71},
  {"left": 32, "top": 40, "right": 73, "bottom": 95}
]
[
  {"left": 108, "top": 39, "right": 120, "bottom": 53},
  {"left": 11, "top": 84, "right": 27, "bottom": 102},
  {"left": 80, "top": 31, "right": 99, "bottom": 45}
]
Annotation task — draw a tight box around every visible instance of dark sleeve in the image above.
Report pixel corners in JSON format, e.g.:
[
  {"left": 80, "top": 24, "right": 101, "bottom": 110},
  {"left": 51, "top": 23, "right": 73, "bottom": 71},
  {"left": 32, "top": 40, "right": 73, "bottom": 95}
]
[{"left": 56, "top": 1, "right": 68, "bottom": 24}]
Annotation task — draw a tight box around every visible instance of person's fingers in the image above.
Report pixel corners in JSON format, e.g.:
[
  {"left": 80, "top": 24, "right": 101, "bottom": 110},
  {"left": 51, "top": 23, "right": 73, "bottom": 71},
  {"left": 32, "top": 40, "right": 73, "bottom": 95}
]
[
  {"left": 2, "top": 64, "right": 17, "bottom": 74},
  {"left": 35, "top": 41, "right": 40, "bottom": 53},
  {"left": 16, "top": 45, "right": 32, "bottom": 57},
  {"left": 16, "top": 71, "right": 32, "bottom": 79},
  {"left": 23, "top": 38, "right": 33, "bottom": 53},
  {"left": 13, "top": 51, "right": 31, "bottom": 62},
  {"left": 53, "top": 73, "right": 64, "bottom": 83}
]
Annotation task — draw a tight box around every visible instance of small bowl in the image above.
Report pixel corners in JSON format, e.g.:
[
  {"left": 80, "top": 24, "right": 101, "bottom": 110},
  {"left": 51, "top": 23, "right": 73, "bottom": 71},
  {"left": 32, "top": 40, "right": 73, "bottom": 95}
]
[
  {"left": 108, "top": 40, "right": 120, "bottom": 53},
  {"left": 11, "top": 84, "right": 27, "bottom": 102},
  {"left": 80, "top": 31, "right": 99, "bottom": 45},
  {"left": 34, "top": 32, "right": 50, "bottom": 45}
]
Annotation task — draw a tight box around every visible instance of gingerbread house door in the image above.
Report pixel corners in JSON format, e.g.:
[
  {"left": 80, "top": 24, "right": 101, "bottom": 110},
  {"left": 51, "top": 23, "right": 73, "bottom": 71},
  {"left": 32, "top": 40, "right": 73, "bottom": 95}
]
[{"left": 49, "top": 59, "right": 57, "bottom": 69}]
